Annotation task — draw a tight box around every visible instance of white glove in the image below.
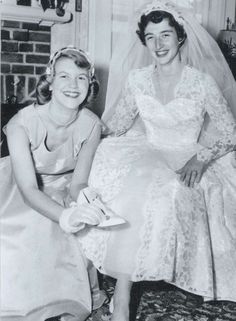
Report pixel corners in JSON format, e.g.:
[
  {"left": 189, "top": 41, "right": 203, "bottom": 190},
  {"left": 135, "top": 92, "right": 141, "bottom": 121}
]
[{"left": 59, "top": 202, "right": 104, "bottom": 234}]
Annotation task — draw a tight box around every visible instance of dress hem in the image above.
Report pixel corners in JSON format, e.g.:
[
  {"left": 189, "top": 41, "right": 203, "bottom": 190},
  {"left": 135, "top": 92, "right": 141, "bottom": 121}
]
[
  {"left": 96, "top": 267, "right": 236, "bottom": 303},
  {"left": 1, "top": 300, "right": 90, "bottom": 321}
]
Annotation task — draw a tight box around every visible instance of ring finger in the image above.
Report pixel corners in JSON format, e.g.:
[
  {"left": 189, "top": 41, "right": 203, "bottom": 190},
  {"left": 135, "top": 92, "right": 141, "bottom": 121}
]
[{"left": 190, "top": 170, "right": 198, "bottom": 188}]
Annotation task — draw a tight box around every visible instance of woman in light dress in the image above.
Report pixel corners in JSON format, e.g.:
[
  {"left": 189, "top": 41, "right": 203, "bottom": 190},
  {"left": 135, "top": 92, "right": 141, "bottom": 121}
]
[
  {"left": 0, "top": 47, "right": 106, "bottom": 321},
  {"left": 69, "top": 1, "right": 236, "bottom": 320}
]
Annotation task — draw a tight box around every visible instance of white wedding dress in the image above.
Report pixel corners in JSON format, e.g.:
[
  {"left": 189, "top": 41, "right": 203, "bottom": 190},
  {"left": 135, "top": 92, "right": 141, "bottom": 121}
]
[{"left": 78, "top": 65, "right": 236, "bottom": 302}]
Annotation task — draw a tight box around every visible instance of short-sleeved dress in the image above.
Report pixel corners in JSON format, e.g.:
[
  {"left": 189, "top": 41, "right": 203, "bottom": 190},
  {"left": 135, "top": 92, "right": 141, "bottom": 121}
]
[
  {"left": 0, "top": 104, "right": 102, "bottom": 321},
  {"left": 78, "top": 65, "right": 236, "bottom": 302}
]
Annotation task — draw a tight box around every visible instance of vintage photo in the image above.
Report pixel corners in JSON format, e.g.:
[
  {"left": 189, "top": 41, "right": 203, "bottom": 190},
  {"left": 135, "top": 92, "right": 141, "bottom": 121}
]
[{"left": 1, "top": 1, "right": 236, "bottom": 320}]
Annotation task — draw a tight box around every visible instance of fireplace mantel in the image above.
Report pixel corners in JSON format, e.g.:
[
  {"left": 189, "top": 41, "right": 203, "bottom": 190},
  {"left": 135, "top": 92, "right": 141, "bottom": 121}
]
[{"left": 0, "top": 3, "right": 72, "bottom": 26}]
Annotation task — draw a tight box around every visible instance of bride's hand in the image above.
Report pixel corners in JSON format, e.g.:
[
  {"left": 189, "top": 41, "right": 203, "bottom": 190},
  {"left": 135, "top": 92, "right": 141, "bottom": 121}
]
[{"left": 175, "top": 154, "right": 208, "bottom": 188}]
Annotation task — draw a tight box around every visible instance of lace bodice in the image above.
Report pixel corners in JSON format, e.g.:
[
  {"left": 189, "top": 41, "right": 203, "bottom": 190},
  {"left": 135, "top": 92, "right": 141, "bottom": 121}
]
[{"left": 107, "top": 65, "right": 236, "bottom": 163}]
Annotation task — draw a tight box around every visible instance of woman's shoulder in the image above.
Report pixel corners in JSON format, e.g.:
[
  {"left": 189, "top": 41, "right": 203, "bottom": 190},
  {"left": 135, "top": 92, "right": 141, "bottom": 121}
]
[
  {"left": 128, "top": 65, "right": 152, "bottom": 78},
  {"left": 6, "top": 103, "right": 46, "bottom": 146},
  {"left": 186, "top": 65, "right": 216, "bottom": 84},
  {"left": 80, "top": 108, "right": 100, "bottom": 123},
  {"left": 127, "top": 65, "right": 153, "bottom": 86},
  {"left": 183, "top": 66, "right": 223, "bottom": 101},
  {"left": 78, "top": 108, "right": 102, "bottom": 130},
  {"left": 73, "top": 108, "right": 102, "bottom": 141},
  {"left": 7, "top": 103, "right": 38, "bottom": 128}
]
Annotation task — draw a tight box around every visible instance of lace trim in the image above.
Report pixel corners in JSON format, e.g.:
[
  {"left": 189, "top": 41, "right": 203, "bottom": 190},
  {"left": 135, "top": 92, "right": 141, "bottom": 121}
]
[
  {"left": 107, "top": 65, "right": 236, "bottom": 162},
  {"left": 197, "top": 74, "right": 236, "bottom": 163},
  {"left": 133, "top": 169, "right": 176, "bottom": 280}
]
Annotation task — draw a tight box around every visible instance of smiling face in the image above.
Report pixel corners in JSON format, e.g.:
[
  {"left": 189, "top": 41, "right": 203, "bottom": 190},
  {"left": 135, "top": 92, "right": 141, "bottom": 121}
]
[
  {"left": 50, "top": 57, "right": 90, "bottom": 110},
  {"left": 144, "top": 18, "right": 180, "bottom": 66}
]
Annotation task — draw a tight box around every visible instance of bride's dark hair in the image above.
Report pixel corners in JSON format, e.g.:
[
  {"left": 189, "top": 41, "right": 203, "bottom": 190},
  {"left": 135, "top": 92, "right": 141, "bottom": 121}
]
[{"left": 136, "top": 10, "right": 187, "bottom": 47}]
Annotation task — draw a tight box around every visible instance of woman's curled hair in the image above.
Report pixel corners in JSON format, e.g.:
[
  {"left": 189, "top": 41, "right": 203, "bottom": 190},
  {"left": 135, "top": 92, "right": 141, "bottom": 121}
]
[
  {"left": 36, "top": 51, "right": 99, "bottom": 108},
  {"left": 136, "top": 10, "right": 187, "bottom": 47}
]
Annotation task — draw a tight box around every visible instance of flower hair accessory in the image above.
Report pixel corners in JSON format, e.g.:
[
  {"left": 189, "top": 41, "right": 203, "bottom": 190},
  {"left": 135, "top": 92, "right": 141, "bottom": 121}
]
[
  {"left": 141, "top": 0, "right": 185, "bottom": 26},
  {"left": 46, "top": 45, "right": 95, "bottom": 79}
]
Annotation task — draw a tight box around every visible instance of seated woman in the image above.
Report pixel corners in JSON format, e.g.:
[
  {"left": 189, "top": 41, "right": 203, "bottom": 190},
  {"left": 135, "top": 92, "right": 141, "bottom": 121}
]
[
  {"left": 0, "top": 47, "right": 106, "bottom": 321},
  {"left": 62, "top": 1, "right": 236, "bottom": 321}
]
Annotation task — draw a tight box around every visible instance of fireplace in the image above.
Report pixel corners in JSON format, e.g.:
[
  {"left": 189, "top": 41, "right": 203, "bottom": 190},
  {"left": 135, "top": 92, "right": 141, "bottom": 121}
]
[
  {"left": 0, "top": 1, "right": 72, "bottom": 156},
  {"left": 1, "top": 19, "right": 51, "bottom": 156}
]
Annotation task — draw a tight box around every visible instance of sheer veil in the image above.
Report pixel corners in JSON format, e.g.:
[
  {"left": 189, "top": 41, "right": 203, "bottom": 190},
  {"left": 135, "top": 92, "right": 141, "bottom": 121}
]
[{"left": 102, "top": 0, "right": 236, "bottom": 137}]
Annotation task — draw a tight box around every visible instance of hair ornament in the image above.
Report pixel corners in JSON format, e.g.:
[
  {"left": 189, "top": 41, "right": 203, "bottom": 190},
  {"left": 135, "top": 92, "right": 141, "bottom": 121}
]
[
  {"left": 141, "top": 0, "right": 185, "bottom": 26},
  {"left": 46, "top": 45, "right": 95, "bottom": 79}
]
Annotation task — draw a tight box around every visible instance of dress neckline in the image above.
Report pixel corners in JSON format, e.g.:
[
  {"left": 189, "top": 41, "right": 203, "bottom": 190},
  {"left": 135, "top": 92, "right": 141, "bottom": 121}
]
[
  {"left": 150, "top": 64, "right": 188, "bottom": 106},
  {"left": 31, "top": 103, "right": 77, "bottom": 153}
]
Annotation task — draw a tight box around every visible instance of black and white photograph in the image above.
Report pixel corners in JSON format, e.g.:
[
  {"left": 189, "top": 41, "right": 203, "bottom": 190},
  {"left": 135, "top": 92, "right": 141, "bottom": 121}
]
[{"left": 1, "top": 1, "right": 236, "bottom": 320}]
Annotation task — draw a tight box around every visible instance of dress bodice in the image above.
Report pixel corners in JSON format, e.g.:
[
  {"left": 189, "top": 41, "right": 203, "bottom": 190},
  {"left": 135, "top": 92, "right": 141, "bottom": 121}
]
[
  {"left": 6, "top": 104, "right": 101, "bottom": 183},
  {"left": 137, "top": 95, "right": 204, "bottom": 150},
  {"left": 107, "top": 65, "right": 236, "bottom": 162},
  {"left": 134, "top": 66, "right": 205, "bottom": 149},
  {"left": 33, "top": 134, "right": 76, "bottom": 175}
]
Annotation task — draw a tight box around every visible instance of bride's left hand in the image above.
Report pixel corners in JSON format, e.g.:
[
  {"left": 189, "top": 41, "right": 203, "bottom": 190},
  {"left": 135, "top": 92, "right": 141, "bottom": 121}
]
[{"left": 175, "top": 154, "right": 208, "bottom": 188}]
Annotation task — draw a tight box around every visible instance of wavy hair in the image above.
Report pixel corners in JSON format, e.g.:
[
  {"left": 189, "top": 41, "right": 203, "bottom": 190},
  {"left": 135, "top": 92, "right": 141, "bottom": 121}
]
[
  {"left": 136, "top": 10, "right": 187, "bottom": 47},
  {"left": 36, "top": 48, "right": 99, "bottom": 108}
]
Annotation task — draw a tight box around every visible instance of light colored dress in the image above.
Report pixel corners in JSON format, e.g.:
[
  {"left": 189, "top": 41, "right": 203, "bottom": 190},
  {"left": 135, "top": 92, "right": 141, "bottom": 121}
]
[
  {"left": 78, "top": 65, "right": 236, "bottom": 302},
  {"left": 0, "top": 104, "right": 102, "bottom": 321}
]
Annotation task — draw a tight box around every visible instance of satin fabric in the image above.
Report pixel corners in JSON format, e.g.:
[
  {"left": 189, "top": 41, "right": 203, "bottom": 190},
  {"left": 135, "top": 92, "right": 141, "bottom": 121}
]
[{"left": 0, "top": 104, "right": 102, "bottom": 320}]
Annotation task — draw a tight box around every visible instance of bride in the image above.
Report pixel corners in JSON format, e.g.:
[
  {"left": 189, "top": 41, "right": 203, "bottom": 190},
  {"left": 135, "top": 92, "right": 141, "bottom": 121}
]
[{"left": 64, "top": 1, "right": 236, "bottom": 320}]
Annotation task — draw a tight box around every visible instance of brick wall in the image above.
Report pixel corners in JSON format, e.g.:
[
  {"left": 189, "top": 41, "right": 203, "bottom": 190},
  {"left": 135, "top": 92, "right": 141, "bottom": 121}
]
[{"left": 1, "top": 20, "right": 51, "bottom": 105}]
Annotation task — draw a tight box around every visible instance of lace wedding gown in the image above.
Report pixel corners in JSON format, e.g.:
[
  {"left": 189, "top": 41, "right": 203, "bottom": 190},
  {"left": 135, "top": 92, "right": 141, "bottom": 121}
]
[{"left": 78, "top": 65, "right": 236, "bottom": 302}]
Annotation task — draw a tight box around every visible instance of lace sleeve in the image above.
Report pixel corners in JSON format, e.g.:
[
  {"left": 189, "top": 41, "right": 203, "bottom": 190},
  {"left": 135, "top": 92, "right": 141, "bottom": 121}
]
[
  {"left": 106, "top": 71, "right": 139, "bottom": 136},
  {"left": 197, "top": 74, "right": 236, "bottom": 163}
]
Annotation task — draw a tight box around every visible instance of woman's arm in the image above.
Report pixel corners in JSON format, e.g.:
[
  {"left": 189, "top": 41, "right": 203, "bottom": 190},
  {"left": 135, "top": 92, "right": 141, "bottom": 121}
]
[
  {"left": 176, "top": 73, "right": 236, "bottom": 187},
  {"left": 197, "top": 74, "right": 236, "bottom": 163},
  {"left": 7, "top": 122, "right": 64, "bottom": 222},
  {"left": 106, "top": 70, "right": 139, "bottom": 136},
  {"left": 69, "top": 123, "right": 102, "bottom": 202}
]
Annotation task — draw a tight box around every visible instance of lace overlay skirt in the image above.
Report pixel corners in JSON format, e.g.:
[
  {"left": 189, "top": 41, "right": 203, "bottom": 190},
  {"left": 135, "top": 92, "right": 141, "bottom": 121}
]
[{"left": 78, "top": 135, "right": 236, "bottom": 302}]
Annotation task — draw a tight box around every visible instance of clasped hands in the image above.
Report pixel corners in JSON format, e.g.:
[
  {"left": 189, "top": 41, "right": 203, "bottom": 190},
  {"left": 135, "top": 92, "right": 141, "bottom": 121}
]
[{"left": 176, "top": 154, "right": 208, "bottom": 188}]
